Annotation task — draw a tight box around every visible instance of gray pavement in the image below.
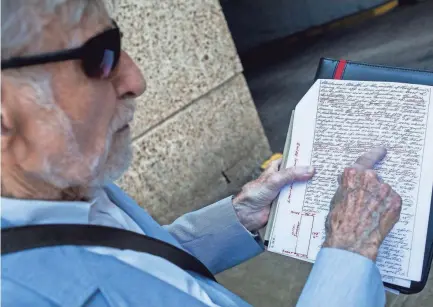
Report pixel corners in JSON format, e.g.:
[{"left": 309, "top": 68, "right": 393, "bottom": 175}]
[{"left": 217, "top": 1, "right": 433, "bottom": 306}]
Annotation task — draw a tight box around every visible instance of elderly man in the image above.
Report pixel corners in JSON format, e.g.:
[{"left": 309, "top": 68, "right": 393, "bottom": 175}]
[{"left": 1, "top": 1, "right": 402, "bottom": 306}]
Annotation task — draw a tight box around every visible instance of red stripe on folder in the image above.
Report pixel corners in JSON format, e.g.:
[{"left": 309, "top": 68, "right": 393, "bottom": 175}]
[{"left": 333, "top": 59, "right": 347, "bottom": 79}]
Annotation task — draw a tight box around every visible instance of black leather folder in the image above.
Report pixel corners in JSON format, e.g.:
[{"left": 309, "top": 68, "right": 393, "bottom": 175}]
[{"left": 315, "top": 58, "right": 433, "bottom": 294}]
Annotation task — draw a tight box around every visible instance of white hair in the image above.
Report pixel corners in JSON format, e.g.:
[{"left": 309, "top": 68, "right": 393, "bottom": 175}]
[
  {"left": 1, "top": 0, "right": 113, "bottom": 59},
  {"left": 1, "top": 0, "right": 114, "bottom": 107}
]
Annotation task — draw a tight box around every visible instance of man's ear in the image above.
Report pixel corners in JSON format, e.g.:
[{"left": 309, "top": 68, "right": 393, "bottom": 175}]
[
  {"left": 1, "top": 75, "right": 27, "bottom": 162},
  {"left": 2, "top": 76, "right": 15, "bottom": 135}
]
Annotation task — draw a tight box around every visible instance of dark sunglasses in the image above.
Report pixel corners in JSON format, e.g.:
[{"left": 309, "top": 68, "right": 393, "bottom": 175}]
[{"left": 1, "top": 21, "right": 121, "bottom": 79}]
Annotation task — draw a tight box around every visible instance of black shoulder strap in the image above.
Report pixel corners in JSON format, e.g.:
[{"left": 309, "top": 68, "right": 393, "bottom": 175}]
[{"left": 1, "top": 224, "right": 217, "bottom": 282}]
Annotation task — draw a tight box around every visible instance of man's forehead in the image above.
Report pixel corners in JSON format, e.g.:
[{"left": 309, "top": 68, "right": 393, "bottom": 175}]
[{"left": 45, "top": 13, "right": 112, "bottom": 51}]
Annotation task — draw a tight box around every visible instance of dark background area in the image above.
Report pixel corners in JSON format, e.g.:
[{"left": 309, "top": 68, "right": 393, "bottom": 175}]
[
  {"left": 221, "top": 0, "right": 433, "bottom": 153},
  {"left": 221, "top": 0, "right": 388, "bottom": 54}
]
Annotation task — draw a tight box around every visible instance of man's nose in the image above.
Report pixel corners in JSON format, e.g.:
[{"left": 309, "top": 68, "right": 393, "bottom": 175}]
[{"left": 112, "top": 51, "right": 146, "bottom": 99}]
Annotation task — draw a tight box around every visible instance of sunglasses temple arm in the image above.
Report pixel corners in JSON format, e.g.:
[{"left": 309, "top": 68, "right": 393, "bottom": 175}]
[{"left": 1, "top": 48, "right": 82, "bottom": 70}]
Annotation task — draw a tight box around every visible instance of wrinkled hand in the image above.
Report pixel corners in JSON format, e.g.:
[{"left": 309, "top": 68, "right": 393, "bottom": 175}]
[
  {"left": 233, "top": 159, "right": 314, "bottom": 232},
  {"left": 323, "top": 148, "right": 402, "bottom": 261}
]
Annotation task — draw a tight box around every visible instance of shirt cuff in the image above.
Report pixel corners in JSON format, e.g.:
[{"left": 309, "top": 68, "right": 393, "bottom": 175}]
[
  {"left": 297, "top": 248, "right": 385, "bottom": 307},
  {"left": 166, "top": 196, "right": 264, "bottom": 274}
]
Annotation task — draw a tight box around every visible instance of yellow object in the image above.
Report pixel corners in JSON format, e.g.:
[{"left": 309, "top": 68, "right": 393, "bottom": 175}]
[
  {"left": 373, "top": 0, "right": 398, "bottom": 16},
  {"left": 261, "top": 153, "right": 283, "bottom": 170}
]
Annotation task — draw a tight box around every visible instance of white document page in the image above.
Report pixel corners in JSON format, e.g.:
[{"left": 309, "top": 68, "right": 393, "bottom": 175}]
[
  {"left": 267, "top": 80, "right": 433, "bottom": 282},
  {"left": 382, "top": 275, "right": 411, "bottom": 288}
]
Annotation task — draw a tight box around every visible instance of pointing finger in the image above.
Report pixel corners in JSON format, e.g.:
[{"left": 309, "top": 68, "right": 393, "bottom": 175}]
[{"left": 353, "top": 147, "right": 387, "bottom": 170}]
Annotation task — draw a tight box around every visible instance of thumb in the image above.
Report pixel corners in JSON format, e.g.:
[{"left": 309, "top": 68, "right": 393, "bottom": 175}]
[{"left": 266, "top": 166, "right": 315, "bottom": 190}]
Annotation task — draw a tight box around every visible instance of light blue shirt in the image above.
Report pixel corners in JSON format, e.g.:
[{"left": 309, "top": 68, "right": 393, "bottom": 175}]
[
  {"left": 1, "top": 183, "right": 386, "bottom": 306},
  {"left": 1, "top": 190, "right": 220, "bottom": 306}
]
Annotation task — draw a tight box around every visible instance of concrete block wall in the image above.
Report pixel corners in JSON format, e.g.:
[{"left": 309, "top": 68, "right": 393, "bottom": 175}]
[{"left": 114, "top": 0, "right": 271, "bottom": 224}]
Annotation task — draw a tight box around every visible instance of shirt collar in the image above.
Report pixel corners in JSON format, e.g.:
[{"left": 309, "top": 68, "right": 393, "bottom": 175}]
[{"left": 1, "top": 196, "right": 94, "bottom": 227}]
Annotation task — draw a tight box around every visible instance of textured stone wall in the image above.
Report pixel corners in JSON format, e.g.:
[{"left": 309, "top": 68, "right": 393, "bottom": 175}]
[{"left": 114, "top": 0, "right": 271, "bottom": 224}]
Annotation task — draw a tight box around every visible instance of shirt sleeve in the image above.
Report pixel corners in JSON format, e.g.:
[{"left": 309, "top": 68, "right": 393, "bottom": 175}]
[
  {"left": 164, "top": 196, "right": 264, "bottom": 274},
  {"left": 296, "top": 248, "right": 386, "bottom": 307}
]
